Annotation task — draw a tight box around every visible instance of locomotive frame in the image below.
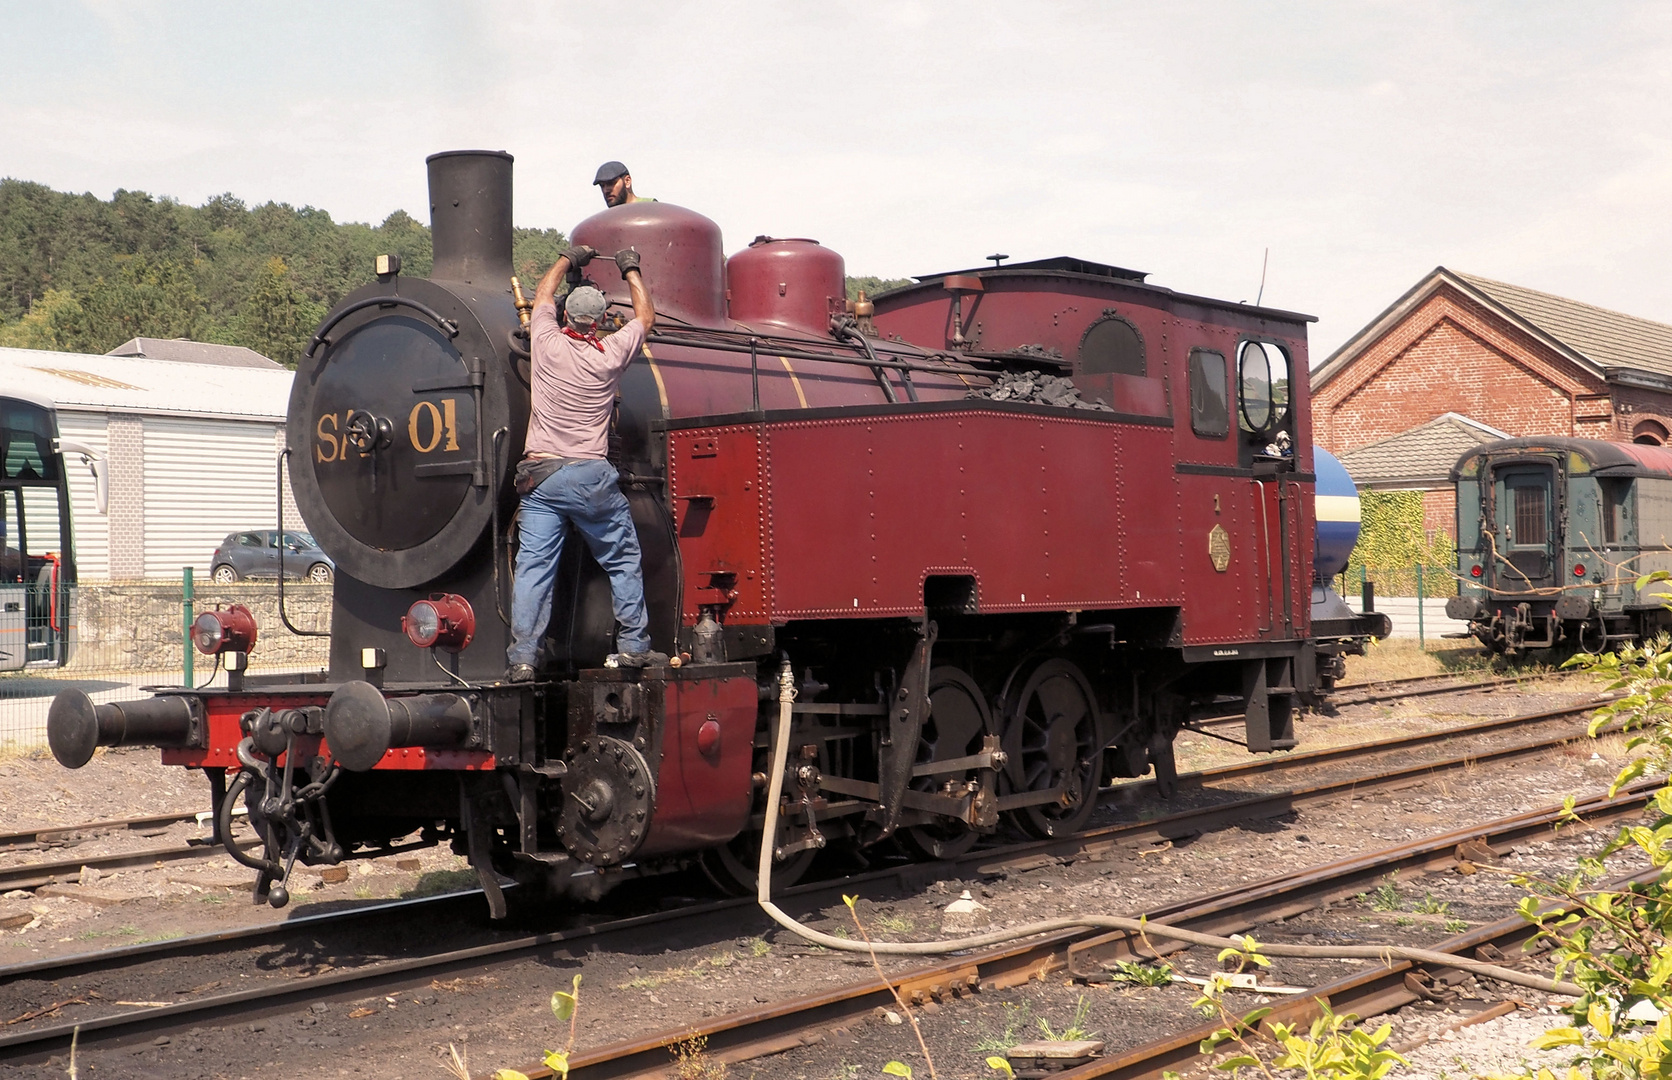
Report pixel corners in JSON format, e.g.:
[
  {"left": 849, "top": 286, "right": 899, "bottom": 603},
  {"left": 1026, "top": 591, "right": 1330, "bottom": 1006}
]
[{"left": 47, "top": 151, "right": 1385, "bottom": 914}]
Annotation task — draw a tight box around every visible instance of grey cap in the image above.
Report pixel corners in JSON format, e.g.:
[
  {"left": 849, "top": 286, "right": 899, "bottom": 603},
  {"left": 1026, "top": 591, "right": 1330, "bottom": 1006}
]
[
  {"left": 564, "top": 286, "right": 608, "bottom": 326},
  {"left": 593, "top": 161, "right": 629, "bottom": 185}
]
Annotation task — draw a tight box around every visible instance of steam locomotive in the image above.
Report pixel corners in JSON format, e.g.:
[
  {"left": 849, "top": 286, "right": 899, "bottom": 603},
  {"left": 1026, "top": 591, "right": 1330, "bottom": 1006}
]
[{"left": 47, "top": 151, "right": 1385, "bottom": 913}]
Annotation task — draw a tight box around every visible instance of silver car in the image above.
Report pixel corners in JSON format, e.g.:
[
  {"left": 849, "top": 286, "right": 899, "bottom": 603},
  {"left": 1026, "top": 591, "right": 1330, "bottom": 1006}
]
[{"left": 210, "top": 530, "right": 334, "bottom": 583}]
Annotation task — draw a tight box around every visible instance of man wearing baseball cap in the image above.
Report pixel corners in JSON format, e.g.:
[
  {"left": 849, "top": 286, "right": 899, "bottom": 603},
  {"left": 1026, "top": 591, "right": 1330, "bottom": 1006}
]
[
  {"left": 506, "top": 241, "right": 665, "bottom": 679},
  {"left": 594, "top": 161, "right": 653, "bottom": 208}
]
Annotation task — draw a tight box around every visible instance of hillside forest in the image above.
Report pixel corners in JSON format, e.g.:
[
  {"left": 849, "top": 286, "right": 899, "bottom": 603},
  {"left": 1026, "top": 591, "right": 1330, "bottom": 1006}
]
[{"left": 0, "top": 179, "right": 911, "bottom": 367}]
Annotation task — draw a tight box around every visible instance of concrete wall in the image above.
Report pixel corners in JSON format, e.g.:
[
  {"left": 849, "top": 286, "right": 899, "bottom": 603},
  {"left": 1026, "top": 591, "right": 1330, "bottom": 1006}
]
[
  {"left": 1347, "top": 594, "right": 1470, "bottom": 641},
  {"left": 66, "top": 581, "right": 331, "bottom": 673}
]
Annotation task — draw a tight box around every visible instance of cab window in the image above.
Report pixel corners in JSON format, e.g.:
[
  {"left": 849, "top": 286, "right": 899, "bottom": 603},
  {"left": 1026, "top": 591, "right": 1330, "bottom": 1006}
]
[{"left": 1189, "top": 349, "right": 1228, "bottom": 438}]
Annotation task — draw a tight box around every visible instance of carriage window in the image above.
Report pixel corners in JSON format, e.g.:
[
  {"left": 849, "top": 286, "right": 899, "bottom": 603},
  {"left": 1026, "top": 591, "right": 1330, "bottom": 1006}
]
[
  {"left": 1189, "top": 350, "right": 1228, "bottom": 438},
  {"left": 1513, "top": 485, "right": 1548, "bottom": 546},
  {"left": 1601, "top": 479, "right": 1629, "bottom": 544},
  {"left": 1078, "top": 314, "right": 1145, "bottom": 376}
]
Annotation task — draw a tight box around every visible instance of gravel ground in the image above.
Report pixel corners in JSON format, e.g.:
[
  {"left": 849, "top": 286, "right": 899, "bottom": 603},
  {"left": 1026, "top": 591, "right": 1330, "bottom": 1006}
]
[{"left": 0, "top": 671, "right": 1639, "bottom": 1078}]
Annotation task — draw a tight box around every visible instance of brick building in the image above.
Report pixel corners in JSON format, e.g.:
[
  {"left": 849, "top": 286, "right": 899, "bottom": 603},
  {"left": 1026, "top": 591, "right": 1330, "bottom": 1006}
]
[{"left": 1312, "top": 267, "right": 1672, "bottom": 535}]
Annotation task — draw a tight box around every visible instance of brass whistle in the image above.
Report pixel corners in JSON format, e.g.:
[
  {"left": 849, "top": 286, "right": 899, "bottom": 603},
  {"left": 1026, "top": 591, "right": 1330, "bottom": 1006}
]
[{"left": 510, "top": 276, "right": 533, "bottom": 329}]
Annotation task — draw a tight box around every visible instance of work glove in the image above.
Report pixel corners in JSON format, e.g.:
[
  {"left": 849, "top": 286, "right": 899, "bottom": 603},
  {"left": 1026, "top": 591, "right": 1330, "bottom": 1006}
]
[
  {"left": 614, "top": 248, "right": 641, "bottom": 278},
  {"left": 563, "top": 245, "right": 597, "bottom": 268}
]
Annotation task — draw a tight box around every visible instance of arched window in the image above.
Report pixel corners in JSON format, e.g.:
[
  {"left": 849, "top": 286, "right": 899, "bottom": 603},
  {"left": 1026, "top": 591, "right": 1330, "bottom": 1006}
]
[
  {"left": 1077, "top": 313, "right": 1145, "bottom": 376},
  {"left": 1633, "top": 419, "right": 1668, "bottom": 445}
]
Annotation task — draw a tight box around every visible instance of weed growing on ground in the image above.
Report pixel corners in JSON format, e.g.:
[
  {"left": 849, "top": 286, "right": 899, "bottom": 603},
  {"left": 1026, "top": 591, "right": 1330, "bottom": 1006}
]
[
  {"left": 1493, "top": 620, "right": 1672, "bottom": 1077},
  {"left": 1357, "top": 880, "right": 1401, "bottom": 912},
  {"left": 872, "top": 912, "right": 916, "bottom": 936},
  {"left": 670, "top": 1033, "right": 727, "bottom": 1079},
  {"left": 1412, "top": 893, "right": 1449, "bottom": 916},
  {"left": 1106, "top": 960, "right": 1175, "bottom": 987},
  {"left": 844, "top": 894, "right": 939, "bottom": 1080},
  {"left": 446, "top": 973, "right": 583, "bottom": 1080},
  {"left": 1036, "top": 995, "right": 1097, "bottom": 1042},
  {"left": 747, "top": 936, "right": 771, "bottom": 957},
  {"left": 972, "top": 1002, "right": 1035, "bottom": 1053}
]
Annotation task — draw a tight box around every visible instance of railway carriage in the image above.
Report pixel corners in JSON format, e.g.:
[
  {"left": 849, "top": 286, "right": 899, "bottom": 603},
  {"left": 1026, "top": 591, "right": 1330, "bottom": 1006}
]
[
  {"left": 47, "top": 151, "right": 1383, "bottom": 912},
  {"left": 1449, "top": 436, "right": 1672, "bottom": 654}
]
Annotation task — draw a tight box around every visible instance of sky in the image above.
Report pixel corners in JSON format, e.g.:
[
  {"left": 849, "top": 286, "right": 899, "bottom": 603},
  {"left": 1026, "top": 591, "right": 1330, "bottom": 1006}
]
[{"left": 2, "top": 1, "right": 1669, "bottom": 363}]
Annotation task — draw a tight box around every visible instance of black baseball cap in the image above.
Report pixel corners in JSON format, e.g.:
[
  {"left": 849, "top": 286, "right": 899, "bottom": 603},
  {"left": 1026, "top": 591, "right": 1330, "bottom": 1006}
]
[{"left": 593, "top": 161, "right": 629, "bottom": 185}]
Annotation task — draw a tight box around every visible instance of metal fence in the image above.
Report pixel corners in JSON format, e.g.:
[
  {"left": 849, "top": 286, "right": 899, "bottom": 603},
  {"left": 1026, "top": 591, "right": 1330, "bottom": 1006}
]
[
  {"left": 0, "top": 571, "right": 331, "bottom": 752},
  {"left": 1337, "top": 564, "right": 1464, "bottom": 647}
]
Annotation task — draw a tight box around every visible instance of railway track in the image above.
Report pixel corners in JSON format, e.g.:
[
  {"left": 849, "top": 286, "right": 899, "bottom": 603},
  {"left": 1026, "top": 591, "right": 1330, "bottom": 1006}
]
[
  {"left": 502, "top": 781, "right": 1653, "bottom": 1079},
  {"left": 0, "top": 693, "right": 1617, "bottom": 1063},
  {"left": 1188, "top": 666, "right": 1575, "bottom": 734},
  {"left": 0, "top": 685, "right": 1606, "bottom": 897},
  {"left": 0, "top": 810, "right": 198, "bottom": 852},
  {"left": 1331, "top": 666, "right": 1572, "bottom": 706}
]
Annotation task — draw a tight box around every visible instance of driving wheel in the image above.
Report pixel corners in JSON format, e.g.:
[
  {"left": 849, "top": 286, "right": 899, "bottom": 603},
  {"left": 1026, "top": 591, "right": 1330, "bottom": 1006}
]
[
  {"left": 999, "top": 658, "right": 1102, "bottom": 839},
  {"left": 902, "top": 666, "right": 996, "bottom": 861},
  {"left": 698, "top": 832, "right": 817, "bottom": 898}
]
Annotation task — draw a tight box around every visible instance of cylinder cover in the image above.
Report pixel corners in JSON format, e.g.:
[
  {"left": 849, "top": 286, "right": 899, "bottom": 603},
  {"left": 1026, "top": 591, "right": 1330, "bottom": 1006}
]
[
  {"left": 726, "top": 237, "right": 846, "bottom": 335},
  {"left": 570, "top": 203, "right": 727, "bottom": 327}
]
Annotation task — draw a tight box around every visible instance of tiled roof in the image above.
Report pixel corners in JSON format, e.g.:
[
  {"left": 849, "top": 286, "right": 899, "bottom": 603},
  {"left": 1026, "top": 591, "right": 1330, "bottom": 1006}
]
[
  {"left": 1456, "top": 273, "right": 1672, "bottom": 380},
  {"left": 1316, "top": 267, "right": 1672, "bottom": 388},
  {"left": 1338, "top": 413, "right": 1508, "bottom": 488},
  {"left": 107, "top": 337, "right": 280, "bottom": 369}
]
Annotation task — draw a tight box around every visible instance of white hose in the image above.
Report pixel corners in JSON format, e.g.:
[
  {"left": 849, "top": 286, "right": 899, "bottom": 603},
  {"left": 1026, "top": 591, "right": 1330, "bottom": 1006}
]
[{"left": 754, "top": 660, "right": 1580, "bottom": 996}]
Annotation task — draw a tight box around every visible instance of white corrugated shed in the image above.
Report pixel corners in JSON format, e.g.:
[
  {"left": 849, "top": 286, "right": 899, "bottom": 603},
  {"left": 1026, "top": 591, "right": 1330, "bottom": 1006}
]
[{"left": 0, "top": 345, "right": 300, "bottom": 581}]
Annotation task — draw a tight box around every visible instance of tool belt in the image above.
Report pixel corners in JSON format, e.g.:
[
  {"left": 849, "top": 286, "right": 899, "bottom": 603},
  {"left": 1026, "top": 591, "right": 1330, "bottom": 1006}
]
[{"left": 514, "top": 456, "right": 590, "bottom": 497}]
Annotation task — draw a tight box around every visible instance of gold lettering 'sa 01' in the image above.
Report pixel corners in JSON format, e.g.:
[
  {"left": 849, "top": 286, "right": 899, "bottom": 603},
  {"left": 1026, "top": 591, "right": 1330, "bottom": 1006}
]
[{"left": 408, "top": 398, "right": 461, "bottom": 454}]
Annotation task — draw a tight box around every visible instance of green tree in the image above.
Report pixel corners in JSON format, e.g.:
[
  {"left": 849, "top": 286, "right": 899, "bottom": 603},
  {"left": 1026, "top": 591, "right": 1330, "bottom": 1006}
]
[
  {"left": 80, "top": 254, "right": 204, "bottom": 352},
  {"left": 846, "top": 275, "right": 914, "bottom": 301},
  {"left": 225, "top": 255, "right": 328, "bottom": 367},
  {"left": 0, "top": 288, "right": 89, "bottom": 351}
]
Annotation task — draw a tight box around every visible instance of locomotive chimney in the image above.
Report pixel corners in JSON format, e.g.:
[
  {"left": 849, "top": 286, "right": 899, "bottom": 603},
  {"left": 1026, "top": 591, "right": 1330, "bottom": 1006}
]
[{"left": 426, "top": 150, "right": 514, "bottom": 285}]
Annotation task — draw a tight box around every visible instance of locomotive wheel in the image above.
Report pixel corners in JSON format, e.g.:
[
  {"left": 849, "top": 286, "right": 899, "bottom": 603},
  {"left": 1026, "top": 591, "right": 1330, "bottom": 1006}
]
[
  {"left": 999, "top": 658, "right": 1102, "bottom": 839},
  {"left": 697, "top": 834, "right": 817, "bottom": 898},
  {"left": 903, "top": 666, "right": 996, "bottom": 861}
]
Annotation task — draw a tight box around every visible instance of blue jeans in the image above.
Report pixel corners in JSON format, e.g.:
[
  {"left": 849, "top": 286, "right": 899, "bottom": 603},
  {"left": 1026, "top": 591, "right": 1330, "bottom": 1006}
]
[{"left": 508, "top": 459, "right": 650, "bottom": 666}]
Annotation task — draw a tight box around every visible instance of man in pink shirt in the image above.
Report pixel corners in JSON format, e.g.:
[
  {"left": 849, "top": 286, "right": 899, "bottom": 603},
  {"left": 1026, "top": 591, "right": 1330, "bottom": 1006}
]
[{"left": 506, "top": 244, "right": 665, "bottom": 681}]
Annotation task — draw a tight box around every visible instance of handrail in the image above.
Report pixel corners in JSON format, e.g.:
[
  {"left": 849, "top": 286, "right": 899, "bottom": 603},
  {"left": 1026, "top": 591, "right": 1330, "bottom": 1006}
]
[
  {"left": 306, "top": 296, "right": 460, "bottom": 359},
  {"left": 275, "top": 449, "right": 330, "bottom": 637}
]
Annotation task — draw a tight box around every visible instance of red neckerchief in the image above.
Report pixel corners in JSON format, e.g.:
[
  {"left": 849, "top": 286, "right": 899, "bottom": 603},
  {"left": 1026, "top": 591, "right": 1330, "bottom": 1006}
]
[{"left": 563, "top": 327, "right": 605, "bottom": 352}]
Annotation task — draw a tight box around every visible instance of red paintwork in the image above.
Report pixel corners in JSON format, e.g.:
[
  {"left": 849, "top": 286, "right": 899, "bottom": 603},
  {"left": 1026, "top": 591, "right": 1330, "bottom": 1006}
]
[
  {"left": 726, "top": 238, "right": 846, "bottom": 335},
  {"left": 658, "top": 265, "right": 1318, "bottom": 649},
  {"left": 159, "top": 692, "right": 494, "bottom": 771},
  {"left": 571, "top": 203, "right": 729, "bottom": 328},
  {"left": 638, "top": 672, "right": 757, "bottom": 856}
]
